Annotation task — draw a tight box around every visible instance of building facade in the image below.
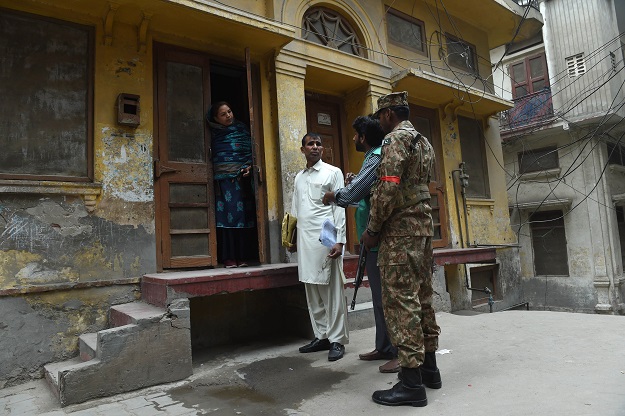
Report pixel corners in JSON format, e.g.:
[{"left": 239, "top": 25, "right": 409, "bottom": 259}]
[
  {"left": 492, "top": 0, "right": 625, "bottom": 314},
  {"left": 0, "top": 0, "right": 540, "bottom": 388}
]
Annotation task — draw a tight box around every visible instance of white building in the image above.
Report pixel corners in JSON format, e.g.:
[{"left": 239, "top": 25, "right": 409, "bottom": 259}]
[{"left": 492, "top": 0, "right": 625, "bottom": 313}]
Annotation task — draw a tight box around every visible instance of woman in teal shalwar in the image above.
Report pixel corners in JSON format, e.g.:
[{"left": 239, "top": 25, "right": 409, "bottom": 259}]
[{"left": 207, "top": 101, "right": 257, "bottom": 268}]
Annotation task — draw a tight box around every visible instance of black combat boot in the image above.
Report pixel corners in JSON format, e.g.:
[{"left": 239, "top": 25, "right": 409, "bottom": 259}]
[
  {"left": 398, "top": 352, "right": 442, "bottom": 389},
  {"left": 372, "top": 367, "right": 427, "bottom": 407},
  {"left": 420, "top": 351, "right": 442, "bottom": 389}
]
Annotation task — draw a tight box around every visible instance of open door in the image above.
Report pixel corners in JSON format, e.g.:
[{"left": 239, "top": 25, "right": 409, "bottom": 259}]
[
  {"left": 154, "top": 43, "right": 216, "bottom": 269},
  {"left": 245, "top": 48, "right": 268, "bottom": 263}
]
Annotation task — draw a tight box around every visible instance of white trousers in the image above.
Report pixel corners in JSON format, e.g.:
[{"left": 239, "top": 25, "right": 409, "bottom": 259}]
[{"left": 304, "top": 269, "right": 349, "bottom": 345}]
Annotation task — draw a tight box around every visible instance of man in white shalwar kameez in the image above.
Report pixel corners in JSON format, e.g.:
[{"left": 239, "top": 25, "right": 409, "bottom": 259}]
[{"left": 290, "top": 133, "right": 349, "bottom": 361}]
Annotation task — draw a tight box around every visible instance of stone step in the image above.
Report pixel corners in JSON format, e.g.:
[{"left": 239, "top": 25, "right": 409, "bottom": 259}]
[
  {"left": 43, "top": 299, "right": 192, "bottom": 407},
  {"left": 78, "top": 333, "right": 97, "bottom": 361},
  {"left": 44, "top": 357, "right": 82, "bottom": 388},
  {"left": 109, "top": 301, "right": 166, "bottom": 328}
]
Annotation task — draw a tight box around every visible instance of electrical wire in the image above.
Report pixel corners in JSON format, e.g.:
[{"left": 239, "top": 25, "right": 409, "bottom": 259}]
[{"left": 212, "top": 0, "right": 625, "bottom": 231}]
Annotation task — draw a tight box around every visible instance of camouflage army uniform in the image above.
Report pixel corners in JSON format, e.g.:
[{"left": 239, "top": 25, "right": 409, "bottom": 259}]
[{"left": 367, "top": 119, "right": 441, "bottom": 369}]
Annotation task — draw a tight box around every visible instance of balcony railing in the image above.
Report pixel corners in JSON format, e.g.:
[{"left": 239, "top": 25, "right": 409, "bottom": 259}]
[{"left": 500, "top": 88, "right": 554, "bottom": 131}]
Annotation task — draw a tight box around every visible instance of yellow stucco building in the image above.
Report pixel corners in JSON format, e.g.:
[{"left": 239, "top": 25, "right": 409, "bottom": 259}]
[{"left": 0, "top": 0, "right": 542, "bottom": 394}]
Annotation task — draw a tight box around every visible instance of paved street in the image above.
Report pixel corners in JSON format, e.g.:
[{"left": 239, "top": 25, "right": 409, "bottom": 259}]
[{"left": 2, "top": 310, "right": 625, "bottom": 415}]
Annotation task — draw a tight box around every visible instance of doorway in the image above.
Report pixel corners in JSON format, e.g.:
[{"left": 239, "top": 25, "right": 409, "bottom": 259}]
[
  {"left": 305, "top": 95, "right": 361, "bottom": 254},
  {"left": 153, "top": 43, "right": 265, "bottom": 270}
]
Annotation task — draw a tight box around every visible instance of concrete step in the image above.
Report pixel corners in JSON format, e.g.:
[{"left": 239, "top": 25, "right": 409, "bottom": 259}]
[
  {"left": 109, "top": 301, "right": 166, "bottom": 328},
  {"left": 344, "top": 278, "right": 375, "bottom": 331},
  {"left": 44, "top": 299, "right": 192, "bottom": 407},
  {"left": 44, "top": 357, "right": 82, "bottom": 391},
  {"left": 78, "top": 333, "right": 97, "bottom": 361},
  {"left": 347, "top": 300, "right": 375, "bottom": 331}
]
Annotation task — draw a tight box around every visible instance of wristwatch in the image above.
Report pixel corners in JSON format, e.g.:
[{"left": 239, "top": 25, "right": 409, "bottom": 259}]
[{"left": 366, "top": 228, "right": 379, "bottom": 237}]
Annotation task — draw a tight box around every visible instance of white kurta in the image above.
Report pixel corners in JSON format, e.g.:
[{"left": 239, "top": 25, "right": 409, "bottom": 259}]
[
  {"left": 292, "top": 159, "right": 346, "bottom": 285},
  {"left": 292, "top": 159, "right": 348, "bottom": 344}
]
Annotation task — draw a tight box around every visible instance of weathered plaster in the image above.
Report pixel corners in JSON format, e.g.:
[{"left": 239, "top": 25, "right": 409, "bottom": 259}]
[
  {"left": 0, "top": 286, "right": 137, "bottom": 388},
  {"left": 98, "top": 128, "right": 154, "bottom": 204},
  {"left": 0, "top": 196, "right": 155, "bottom": 291},
  {"left": 0, "top": 251, "right": 42, "bottom": 287},
  {"left": 274, "top": 64, "right": 307, "bottom": 216}
]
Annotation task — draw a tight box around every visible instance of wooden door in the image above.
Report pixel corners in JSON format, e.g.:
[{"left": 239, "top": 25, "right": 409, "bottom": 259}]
[
  {"left": 305, "top": 99, "right": 342, "bottom": 166},
  {"left": 410, "top": 105, "right": 449, "bottom": 248},
  {"left": 154, "top": 44, "right": 216, "bottom": 269},
  {"left": 305, "top": 97, "right": 360, "bottom": 253}
]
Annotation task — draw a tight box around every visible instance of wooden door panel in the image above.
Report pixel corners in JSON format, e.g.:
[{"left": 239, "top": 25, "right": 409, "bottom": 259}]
[
  {"left": 410, "top": 105, "right": 449, "bottom": 248},
  {"left": 155, "top": 43, "right": 216, "bottom": 269},
  {"left": 306, "top": 100, "right": 342, "bottom": 167},
  {"left": 305, "top": 97, "right": 361, "bottom": 253}
]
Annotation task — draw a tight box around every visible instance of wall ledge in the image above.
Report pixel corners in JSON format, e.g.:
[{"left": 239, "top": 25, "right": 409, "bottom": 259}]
[
  {"left": 519, "top": 167, "right": 561, "bottom": 181},
  {"left": 0, "top": 180, "right": 102, "bottom": 213}
]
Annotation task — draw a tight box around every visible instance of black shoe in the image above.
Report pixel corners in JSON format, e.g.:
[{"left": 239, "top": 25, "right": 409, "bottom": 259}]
[
  {"left": 299, "top": 338, "right": 331, "bottom": 353},
  {"left": 372, "top": 381, "right": 427, "bottom": 407},
  {"left": 328, "top": 342, "right": 345, "bottom": 361}
]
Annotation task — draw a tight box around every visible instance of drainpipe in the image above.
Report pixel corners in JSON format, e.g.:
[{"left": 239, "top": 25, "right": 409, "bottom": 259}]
[
  {"left": 451, "top": 166, "right": 465, "bottom": 249},
  {"left": 459, "top": 162, "right": 471, "bottom": 248},
  {"left": 452, "top": 162, "right": 493, "bottom": 312}
]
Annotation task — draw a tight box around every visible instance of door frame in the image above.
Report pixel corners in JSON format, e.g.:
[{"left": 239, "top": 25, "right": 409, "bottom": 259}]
[
  {"left": 153, "top": 42, "right": 269, "bottom": 271},
  {"left": 304, "top": 92, "right": 361, "bottom": 253}
]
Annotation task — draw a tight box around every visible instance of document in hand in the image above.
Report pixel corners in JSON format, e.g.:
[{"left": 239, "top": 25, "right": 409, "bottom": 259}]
[{"left": 319, "top": 218, "right": 337, "bottom": 248}]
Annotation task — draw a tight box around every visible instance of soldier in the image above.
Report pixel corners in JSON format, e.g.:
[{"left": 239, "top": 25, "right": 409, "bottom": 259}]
[{"left": 362, "top": 91, "right": 442, "bottom": 407}]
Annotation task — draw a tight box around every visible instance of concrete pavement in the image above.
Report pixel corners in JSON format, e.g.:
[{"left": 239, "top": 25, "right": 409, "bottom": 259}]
[{"left": 2, "top": 310, "right": 625, "bottom": 415}]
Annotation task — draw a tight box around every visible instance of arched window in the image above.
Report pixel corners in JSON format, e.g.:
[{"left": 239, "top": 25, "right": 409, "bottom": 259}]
[{"left": 302, "top": 7, "right": 366, "bottom": 58}]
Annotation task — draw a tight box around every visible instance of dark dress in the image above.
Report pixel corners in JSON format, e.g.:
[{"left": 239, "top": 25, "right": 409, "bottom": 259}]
[{"left": 208, "top": 119, "right": 258, "bottom": 264}]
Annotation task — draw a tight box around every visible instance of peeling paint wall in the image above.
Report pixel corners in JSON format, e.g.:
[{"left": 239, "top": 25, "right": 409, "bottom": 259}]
[
  {"left": 0, "top": 286, "right": 138, "bottom": 388},
  {"left": 0, "top": 197, "right": 154, "bottom": 286},
  {"left": 504, "top": 130, "right": 623, "bottom": 313},
  {"left": 0, "top": 5, "right": 156, "bottom": 388}
]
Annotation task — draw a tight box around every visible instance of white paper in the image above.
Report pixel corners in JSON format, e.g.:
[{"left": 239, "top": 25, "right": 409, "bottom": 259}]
[{"left": 319, "top": 218, "right": 337, "bottom": 248}]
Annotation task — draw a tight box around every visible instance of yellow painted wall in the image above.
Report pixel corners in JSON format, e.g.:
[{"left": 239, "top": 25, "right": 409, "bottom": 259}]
[{"left": 383, "top": 0, "right": 493, "bottom": 93}]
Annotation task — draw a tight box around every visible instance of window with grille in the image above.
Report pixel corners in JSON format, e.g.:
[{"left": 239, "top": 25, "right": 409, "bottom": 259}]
[
  {"left": 386, "top": 7, "right": 426, "bottom": 54},
  {"left": 566, "top": 53, "right": 586, "bottom": 78},
  {"left": 518, "top": 146, "right": 559, "bottom": 174},
  {"left": 510, "top": 53, "right": 549, "bottom": 98},
  {"left": 302, "top": 7, "right": 365, "bottom": 57},
  {"left": 530, "top": 210, "right": 569, "bottom": 276},
  {"left": 0, "top": 9, "right": 93, "bottom": 181},
  {"left": 458, "top": 116, "right": 490, "bottom": 198},
  {"left": 445, "top": 33, "right": 478, "bottom": 75}
]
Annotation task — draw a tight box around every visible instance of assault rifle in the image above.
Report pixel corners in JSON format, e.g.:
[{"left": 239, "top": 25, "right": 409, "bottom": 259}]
[{"left": 350, "top": 244, "right": 367, "bottom": 310}]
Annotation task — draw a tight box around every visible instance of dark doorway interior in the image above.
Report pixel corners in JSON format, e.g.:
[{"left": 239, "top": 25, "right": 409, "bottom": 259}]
[
  {"left": 209, "top": 62, "right": 260, "bottom": 266},
  {"left": 189, "top": 286, "right": 313, "bottom": 350}
]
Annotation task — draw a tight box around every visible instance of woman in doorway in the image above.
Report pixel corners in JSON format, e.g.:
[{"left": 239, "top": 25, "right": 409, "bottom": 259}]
[{"left": 206, "top": 101, "right": 257, "bottom": 268}]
